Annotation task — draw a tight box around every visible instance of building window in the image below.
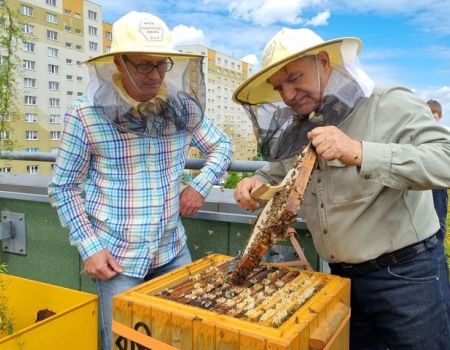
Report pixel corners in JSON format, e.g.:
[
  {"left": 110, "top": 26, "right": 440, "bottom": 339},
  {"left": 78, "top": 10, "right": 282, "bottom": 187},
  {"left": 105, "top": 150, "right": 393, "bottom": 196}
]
[
  {"left": 23, "top": 60, "right": 36, "bottom": 70},
  {"left": 67, "top": 91, "right": 73, "bottom": 95},
  {"left": 50, "top": 131, "right": 61, "bottom": 140},
  {"left": 22, "top": 23, "right": 34, "bottom": 34},
  {"left": 66, "top": 58, "right": 72, "bottom": 64},
  {"left": 65, "top": 42, "right": 72, "bottom": 48},
  {"left": 66, "top": 74, "right": 73, "bottom": 80},
  {"left": 25, "top": 131, "right": 38, "bottom": 140},
  {"left": 25, "top": 113, "right": 38, "bottom": 123},
  {"left": 21, "top": 5, "right": 33, "bottom": 16},
  {"left": 0, "top": 167, "right": 11, "bottom": 173},
  {"left": 48, "top": 64, "right": 59, "bottom": 74},
  {"left": 76, "top": 60, "right": 81, "bottom": 65},
  {"left": 105, "top": 31, "right": 112, "bottom": 40},
  {"left": 75, "top": 44, "right": 82, "bottom": 50},
  {"left": 47, "top": 30, "right": 58, "bottom": 41},
  {"left": 75, "top": 28, "right": 82, "bottom": 35},
  {"left": 27, "top": 165, "right": 39, "bottom": 174},
  {"left": 64, "top": 9, "right": 71, "bottom": 15},
  {"left": 74, "top": 12, "right": 81, "bottom": 19},
  {"left": 64, "top": 25, "right": 71, "bottom": 32},
  {"left": 48, "top": 47, "right": 58, "bottom": 57},
  {"left": 46, "top": 0, "right": 56, "bottom": 6},
  {"left": 24, "top": 42, "right": 35, "bottom": 53},
  {"left": 49, "top": 98, "right": 60, "bottom": 107},
  {"left": 77, "top": 92, "right": 83, "bottom": 96},
  {"left": 50, "top": 163, "right": 55, "bottom": 172},
  {"left": 76, "top": 76, "right": 82, "bottom": 82},
  {"left": 0, "top": 131, "right": 10, "bottom": 140},
  {"left": 24, "top": 96, "right": 37, "bottom": 105},
  {"left": 24, "top": 78, "right": 36, "bottom": 88},
  {"left": 26, "top": 148, "right": 38, "bottom": 152},
  {"left": 89, "top": 41, "right": 98, "bottom": 51},
  {"left": 49, "top": 114, "right": 60, "bottom": 123},
  {"left": 105, "top": 46, "right": 111, "bottom": 53},
  {"left": 48, "top": 81, "right": 59, "bottom": 91},
  {"left": 88, "top": 26, "right": 98, "bottom": 36},
  {"left": 88, "top": 10, "right": 97, "bottom": 20},
  {"left": 46, "top": 13, "right": 57, "bottom": 24}
]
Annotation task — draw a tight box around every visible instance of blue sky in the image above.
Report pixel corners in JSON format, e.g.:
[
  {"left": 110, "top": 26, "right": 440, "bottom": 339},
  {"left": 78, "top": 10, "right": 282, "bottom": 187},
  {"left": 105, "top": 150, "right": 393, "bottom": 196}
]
[{"left": 94, "top": 0, "right": 450, "bottom": 126}]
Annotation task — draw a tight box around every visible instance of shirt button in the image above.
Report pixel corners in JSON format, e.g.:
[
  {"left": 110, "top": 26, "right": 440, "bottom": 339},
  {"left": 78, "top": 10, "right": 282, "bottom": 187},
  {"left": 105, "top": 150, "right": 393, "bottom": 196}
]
[
  {"left": 330, "top": 255, "right": 335, "bottom": 260},
  {"left": 364, "top": 175, "right": 370, "bottom": 180},
  {"left": 320, "top": 203, "right": 324, "bottom": 208},
  {"left": 323, "top": 229, "right": 328, "bottom": 234},
  {"left": 317, "top": 178, "right": 322, "bottom": 183}
]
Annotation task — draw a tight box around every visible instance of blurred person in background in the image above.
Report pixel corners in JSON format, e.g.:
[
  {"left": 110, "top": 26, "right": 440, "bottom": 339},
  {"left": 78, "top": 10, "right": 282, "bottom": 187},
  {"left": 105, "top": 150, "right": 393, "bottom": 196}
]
[{"left": 427, "top": 99, "right": 448, "bottom": 242}]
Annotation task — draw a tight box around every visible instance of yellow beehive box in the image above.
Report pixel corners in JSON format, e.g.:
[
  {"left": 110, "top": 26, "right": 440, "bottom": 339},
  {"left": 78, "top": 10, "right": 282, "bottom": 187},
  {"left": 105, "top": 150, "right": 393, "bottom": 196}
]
[
  {"left": 113, "top": 254, "right": 350, "bottom": 350},
  {"left": 0, "top": 274, "right": 98, "bottom": 350}
]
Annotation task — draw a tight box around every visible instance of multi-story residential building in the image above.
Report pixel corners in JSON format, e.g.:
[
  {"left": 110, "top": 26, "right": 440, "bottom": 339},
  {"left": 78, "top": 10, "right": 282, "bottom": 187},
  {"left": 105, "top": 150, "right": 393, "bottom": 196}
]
[
  {"left": 0, "top": 0, "right": 112, "bottom": 174},
  {"left": 177, "top": 45, "right": 258, "bottom": 160}
]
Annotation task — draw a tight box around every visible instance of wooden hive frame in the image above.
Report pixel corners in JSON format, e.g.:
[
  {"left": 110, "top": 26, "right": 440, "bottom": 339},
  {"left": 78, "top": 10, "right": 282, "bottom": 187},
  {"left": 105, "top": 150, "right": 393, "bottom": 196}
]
[{"left": 113, "top": 254, "right": 350, "bottom": 350}]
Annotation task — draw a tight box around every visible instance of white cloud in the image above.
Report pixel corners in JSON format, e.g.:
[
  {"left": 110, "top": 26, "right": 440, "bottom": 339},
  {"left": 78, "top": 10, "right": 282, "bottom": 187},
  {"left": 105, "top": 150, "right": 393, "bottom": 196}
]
[
  {"left": 228, "top": 0, "right": 327, "bottom": 26},
  {"left": 172, "top": 25, "right": 208, "bottom": 47},
  {"left": 305, "top": 10, "right": 330, "bottom": 26},
  {"left": 330, "top": 0, "right": 450, "bottom": 36},
  {"left": 241, "top": 54, "right": 259, "bottom": 66}
]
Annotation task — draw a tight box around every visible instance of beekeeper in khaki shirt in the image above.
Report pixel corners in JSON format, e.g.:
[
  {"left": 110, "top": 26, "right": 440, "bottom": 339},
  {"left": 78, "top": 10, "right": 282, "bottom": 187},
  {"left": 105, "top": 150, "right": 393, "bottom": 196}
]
[{"left": 233, "top": 28, "right": 450, "bottom": 349}]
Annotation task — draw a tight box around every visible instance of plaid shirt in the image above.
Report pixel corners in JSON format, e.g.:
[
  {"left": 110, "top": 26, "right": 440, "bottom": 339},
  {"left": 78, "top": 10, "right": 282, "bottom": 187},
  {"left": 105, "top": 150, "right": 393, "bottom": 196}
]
[{"left": 48, "top": 96, "right": 233, "bottom": 278}]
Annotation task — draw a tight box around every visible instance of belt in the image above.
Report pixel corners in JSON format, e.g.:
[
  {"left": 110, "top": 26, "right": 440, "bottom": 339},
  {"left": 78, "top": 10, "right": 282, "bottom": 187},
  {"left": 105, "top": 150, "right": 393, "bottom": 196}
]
[{"left": 329, "top": 234, "right": 438, "bottom": 276}]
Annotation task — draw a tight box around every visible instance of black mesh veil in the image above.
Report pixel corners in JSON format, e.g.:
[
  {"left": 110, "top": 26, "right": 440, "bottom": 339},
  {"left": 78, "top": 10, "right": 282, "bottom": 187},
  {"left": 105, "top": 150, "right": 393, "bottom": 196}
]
[
  {"left": 86, "top": 56, "right": 206, "bottom": 137},
  {"left": 241, "top": 63, "right": 370, "bottom": 161}
]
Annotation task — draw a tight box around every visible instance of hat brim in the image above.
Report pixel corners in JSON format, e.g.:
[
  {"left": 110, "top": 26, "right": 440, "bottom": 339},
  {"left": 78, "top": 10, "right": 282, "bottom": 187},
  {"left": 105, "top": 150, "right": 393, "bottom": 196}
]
[
  {"left": 85, "top": 48, "right": 203, "bottom": 64},
  {"left": 233, "top": 37, "right": 361, "bottom": 105}
]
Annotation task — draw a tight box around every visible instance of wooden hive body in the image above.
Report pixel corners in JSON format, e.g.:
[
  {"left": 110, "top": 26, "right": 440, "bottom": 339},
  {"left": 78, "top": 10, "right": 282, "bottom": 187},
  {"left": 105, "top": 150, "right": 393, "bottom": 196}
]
[{"left": 113, "top": 254, "right": 350, "bottom": 350}]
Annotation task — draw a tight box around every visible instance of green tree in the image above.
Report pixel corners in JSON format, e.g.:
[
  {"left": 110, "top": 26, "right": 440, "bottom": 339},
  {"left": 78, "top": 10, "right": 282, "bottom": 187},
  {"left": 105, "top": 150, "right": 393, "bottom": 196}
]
[
  {"left": 0, "top": 1, "right": 26, "bottom": 152},
  {"left": 0, "top": 262, "right": 13, "bottom": 336},
  {"left": 223, "top": 171, "right": 253, "bottom": 189}
]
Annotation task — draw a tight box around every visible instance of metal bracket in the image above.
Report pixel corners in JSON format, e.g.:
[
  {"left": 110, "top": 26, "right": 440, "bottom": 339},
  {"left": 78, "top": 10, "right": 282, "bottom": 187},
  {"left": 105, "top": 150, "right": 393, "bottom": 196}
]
[{"left": 0, "top": 211, "right": 26, "bottom": 255}]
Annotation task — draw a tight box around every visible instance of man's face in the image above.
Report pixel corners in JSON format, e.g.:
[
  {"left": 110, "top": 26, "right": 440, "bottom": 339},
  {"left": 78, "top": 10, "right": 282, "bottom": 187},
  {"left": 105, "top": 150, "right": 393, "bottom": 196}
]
[
  {"left": 267, "top": 54, "right": 330, "bottom": 115},
  {"left": 433, "top": 112, "right": 442, "bottom": 122},
  {"left": 115, "top": 54, "right": 170, "bottom": 102}
]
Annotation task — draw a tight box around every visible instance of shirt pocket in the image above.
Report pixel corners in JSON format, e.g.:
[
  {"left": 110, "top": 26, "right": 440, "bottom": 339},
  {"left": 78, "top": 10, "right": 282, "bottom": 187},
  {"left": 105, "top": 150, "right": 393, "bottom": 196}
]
[{"left": 328, "top": 162, "right": 375, "bottom": 204}]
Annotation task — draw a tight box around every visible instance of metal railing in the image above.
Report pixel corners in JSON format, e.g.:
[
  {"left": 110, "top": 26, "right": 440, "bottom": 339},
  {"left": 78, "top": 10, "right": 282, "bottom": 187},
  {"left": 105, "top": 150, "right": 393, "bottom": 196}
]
[{"left": 0, "top": 151, "right": 268, "bottom": 172}]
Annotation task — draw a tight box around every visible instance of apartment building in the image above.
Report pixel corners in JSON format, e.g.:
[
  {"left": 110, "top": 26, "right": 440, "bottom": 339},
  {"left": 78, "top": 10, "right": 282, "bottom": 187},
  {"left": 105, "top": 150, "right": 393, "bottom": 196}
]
[
  {"left": 0, "top": 0, "right": 112, "bottom": 174},
  {"left": 177, "top": 45, "right": 258, "bottom": 160}
]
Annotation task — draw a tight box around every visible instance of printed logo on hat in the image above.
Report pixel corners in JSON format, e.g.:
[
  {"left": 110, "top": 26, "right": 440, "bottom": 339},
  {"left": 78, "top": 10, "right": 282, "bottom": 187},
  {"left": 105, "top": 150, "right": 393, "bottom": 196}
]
[
  {"left": 262, "top": 40, "right": 276, "bottom": 68},
  {"left": 139, "top": 19, "right": 164, "bottom": 42}
]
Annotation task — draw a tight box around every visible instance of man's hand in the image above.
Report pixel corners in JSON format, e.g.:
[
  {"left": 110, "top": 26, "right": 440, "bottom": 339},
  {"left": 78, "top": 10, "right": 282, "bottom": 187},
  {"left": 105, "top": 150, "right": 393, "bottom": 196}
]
[
  {"left": 308, "top": 126, "right": 362, "bottom": 166},
  {"left": 180, "top": 185, "right": 204, "bottom": 216},
  {"left": 234, "top": 177, "right": 264, "bottom": 210},
  {"left": 83, "top": 249, "right": 123, "bottom": 280}
]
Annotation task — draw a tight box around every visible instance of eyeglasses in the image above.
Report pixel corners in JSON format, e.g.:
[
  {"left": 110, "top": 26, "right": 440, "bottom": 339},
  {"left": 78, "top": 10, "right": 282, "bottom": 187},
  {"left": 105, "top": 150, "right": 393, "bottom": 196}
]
[{"left": 122, "top": 56, "right": 174, "bottom": 74}]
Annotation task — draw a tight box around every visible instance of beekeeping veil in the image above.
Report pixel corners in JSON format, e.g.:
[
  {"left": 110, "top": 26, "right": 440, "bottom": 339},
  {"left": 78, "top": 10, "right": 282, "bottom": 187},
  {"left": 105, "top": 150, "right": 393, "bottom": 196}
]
[
  {"left": 84, "top": 11, "right": 205, "bottom": 137},
  {"left": 233, "top": 28, "right": 374, "bottom": 160}
]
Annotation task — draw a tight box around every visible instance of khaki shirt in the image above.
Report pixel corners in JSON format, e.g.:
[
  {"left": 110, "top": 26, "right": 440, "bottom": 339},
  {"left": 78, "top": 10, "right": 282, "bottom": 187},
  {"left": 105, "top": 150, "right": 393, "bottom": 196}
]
[{"left": 255, "top": 85, "right": 450, "bottom": 263}]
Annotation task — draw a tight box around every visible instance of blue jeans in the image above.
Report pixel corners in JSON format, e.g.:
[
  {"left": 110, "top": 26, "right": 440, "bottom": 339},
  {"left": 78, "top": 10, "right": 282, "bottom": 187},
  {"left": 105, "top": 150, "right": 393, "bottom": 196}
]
[
  {"left": 331, "top": 240, "right": 450, "bottom": 349},
  {"left": 96, "top": 244, "right": 192, "bottom": 350}
]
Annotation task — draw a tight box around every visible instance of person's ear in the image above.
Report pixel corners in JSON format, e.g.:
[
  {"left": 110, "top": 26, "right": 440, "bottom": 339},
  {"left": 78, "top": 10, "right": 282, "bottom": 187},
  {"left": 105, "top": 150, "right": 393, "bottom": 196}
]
[
  {"left": 113, "top": 55, "right": 123, "bottom": 72},
  {"left": 317, "top": 51, "right": 331, "bottom": 72}
]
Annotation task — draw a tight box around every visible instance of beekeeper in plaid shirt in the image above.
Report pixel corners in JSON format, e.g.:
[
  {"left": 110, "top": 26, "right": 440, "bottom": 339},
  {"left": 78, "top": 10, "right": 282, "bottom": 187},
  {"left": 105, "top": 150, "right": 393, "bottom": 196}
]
[{"left": 48, "top": 11, "right": 232, "bottom": 349}]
